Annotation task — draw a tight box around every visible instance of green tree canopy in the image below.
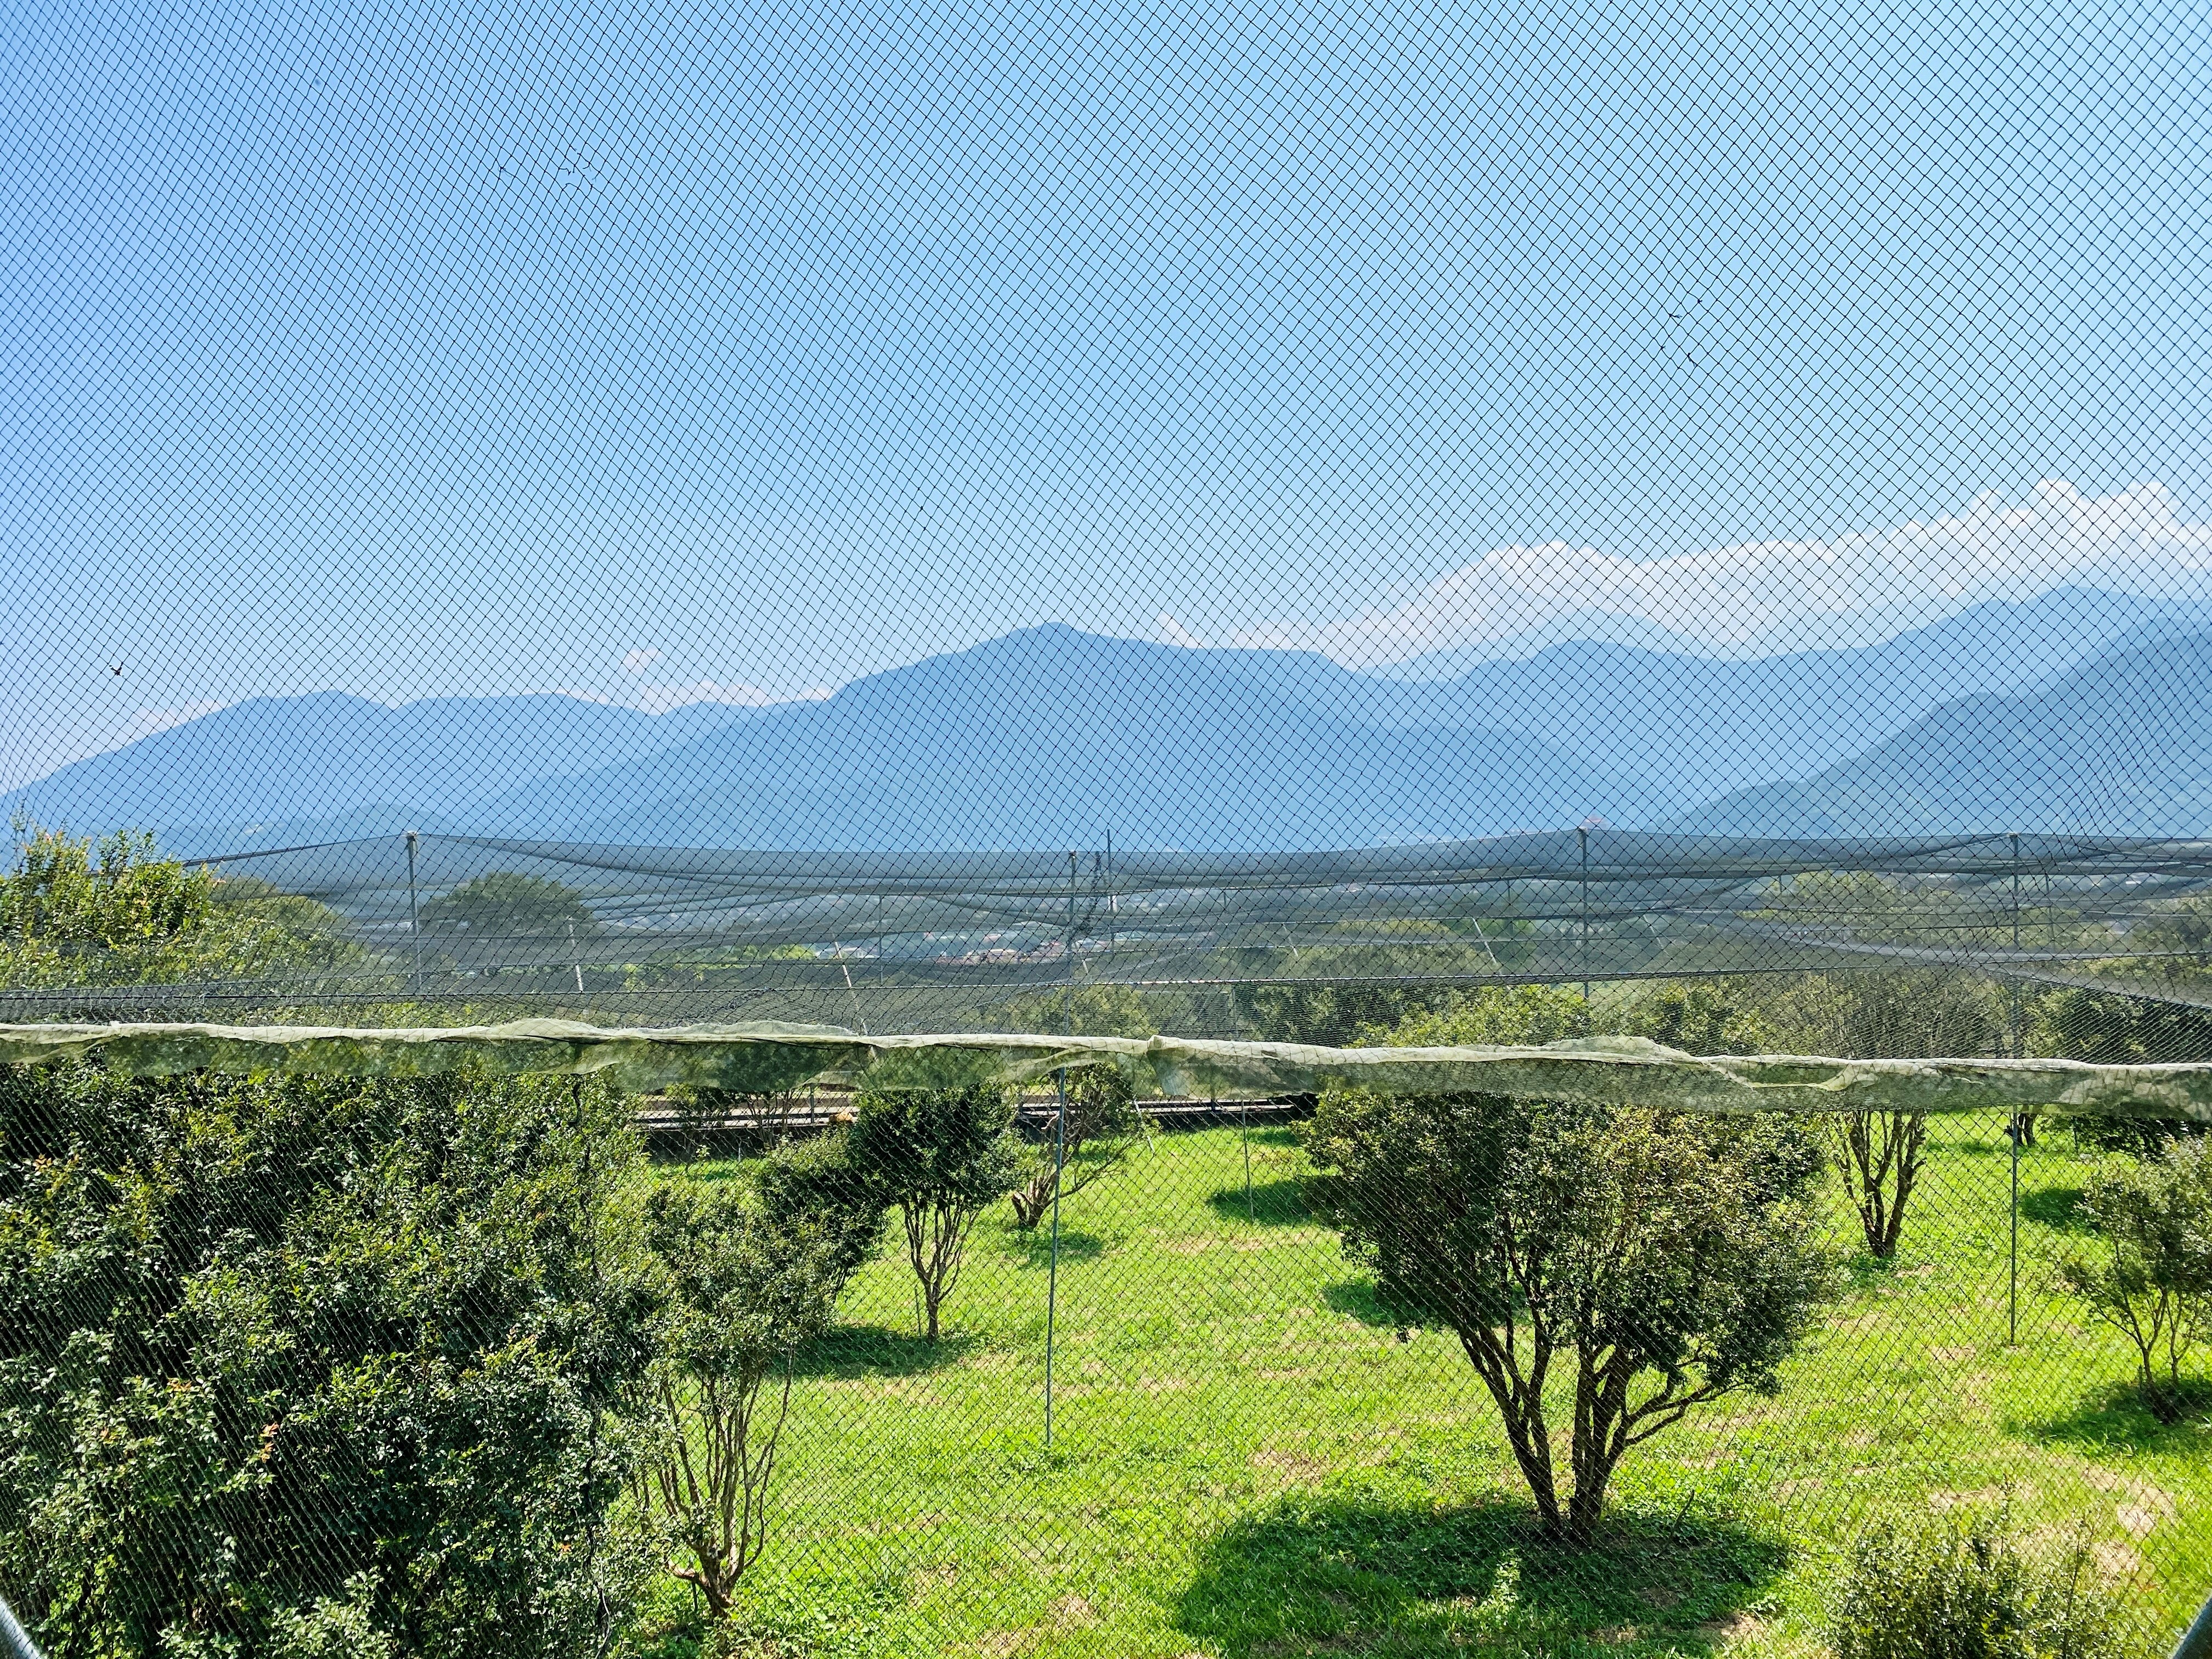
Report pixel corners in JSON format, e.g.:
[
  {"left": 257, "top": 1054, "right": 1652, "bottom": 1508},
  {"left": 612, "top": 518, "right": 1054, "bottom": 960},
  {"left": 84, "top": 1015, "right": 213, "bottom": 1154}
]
[
  {"left": 0, "top": 1062, "right": 658, "bottom": 1657},
  {"left": 421, "top": 871, "right": 600, "bottom": 939},
  {"left": 0, "top": 823, "right": 360, "bottom": 989},
  {"left": 1306, "top": 1087, "right": 1833, "bottom": 1542},
  {"left": 848, "top": 1055, "right": 1022, "bottom": 1340}
]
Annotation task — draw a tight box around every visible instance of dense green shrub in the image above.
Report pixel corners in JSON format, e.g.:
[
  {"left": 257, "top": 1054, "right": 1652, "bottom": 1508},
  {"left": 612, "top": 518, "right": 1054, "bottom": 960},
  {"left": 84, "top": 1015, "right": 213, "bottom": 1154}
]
[
  {"left": 1830, "top": 1513, "right": 2140, "bottom": 1659},
  {"left": 0, "top": 824, "right": 360, "bottom": 991},
  {"left": 0, "top": 1062, "right": 659, "bottom": 1658},
  {"left": 752, "top": 1125, "right": 888, "bottom": 1291}
]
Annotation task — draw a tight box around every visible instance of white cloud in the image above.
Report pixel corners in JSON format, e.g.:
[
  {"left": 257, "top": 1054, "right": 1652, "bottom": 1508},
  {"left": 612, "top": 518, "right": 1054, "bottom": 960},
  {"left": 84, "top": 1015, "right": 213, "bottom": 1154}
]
[
  {"left": 1154, "top": 611, "right": 1209, "bottom": 650},
  {"left": 1220, "top": 480, "right": 2212, "bottom": 665},
  {"left": 621, "top": 647, "right": 663, "bottom": 674},
  {"left": 627, "top": 679, "right": 830, "bottom": 714}
]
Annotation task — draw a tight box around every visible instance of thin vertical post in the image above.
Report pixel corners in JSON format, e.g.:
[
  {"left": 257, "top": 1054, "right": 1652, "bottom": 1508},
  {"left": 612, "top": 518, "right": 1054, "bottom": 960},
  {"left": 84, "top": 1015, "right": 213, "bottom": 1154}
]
[
  {"left": 2010, "top": 833, "right": 2022, "bottom": 1056},
  {"left": 405, "top": 831, "right": 421, "bottom": 994},
  {"left": 1242, "top": 1097, "right": 1254, "bottom": 1222},
  {"left": 1578, "top": 825, "right": 1590, "bottom": 1002},
  {"left": 1105, "top": 827, "right": 1115, "bottom": 952},
  {"left": 1045, "top": 851, "right": 1075, "bottom": 1449},
  {"left": 2009, "top": 1113, "right": 2021, "bottom": 1346}
]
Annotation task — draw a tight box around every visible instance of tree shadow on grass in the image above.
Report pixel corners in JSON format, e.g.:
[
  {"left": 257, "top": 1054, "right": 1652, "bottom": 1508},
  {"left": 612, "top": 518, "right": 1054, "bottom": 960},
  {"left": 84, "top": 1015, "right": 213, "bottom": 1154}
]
[
  {"left": 1177, "top": 1491, "right": 1784, "bottom": 1658},
  {"left": 2025, "top": 1375, "right": 2212, "bottom": 1455},
  {"left": 1322, "top": 1279, "right": 1412, "bottom": 1331},
  {"left": 1000, "top": 1227, "right": 1106, "bottom": 1268},
  {"left": 2018, "top": 1184, "right": 2088, "bottom": 1231},
  {"left": 791, "top": 1323, "right": 983, "bottom": 1379},
  {"left": 1204, "top": 1177, "right": 1311, "bottom": 1226}
]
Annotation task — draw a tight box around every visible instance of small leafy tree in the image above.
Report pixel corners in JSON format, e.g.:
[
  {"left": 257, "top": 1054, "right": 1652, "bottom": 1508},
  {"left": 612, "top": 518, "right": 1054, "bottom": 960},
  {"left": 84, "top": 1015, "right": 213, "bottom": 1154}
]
[
  {"left": 2053, "top": 1137, "right": 2212, "bottom": 1421},
  {"left": 1008, "top": 1063, "right": 1142, "bottom": 1229},
  {"left": 421, "top": 872, "right": 600, "bottom": 975},
  {"left": 1761, "top": 970, "right": 2001, "bottom": 1259},
  {"left": 634, "top": 1178, "right": 847, "bottom": 1620},
  {"left": 1305, "top": 1088, "right": 1833, "bottom": 1542},
  {"left": 1830, "top": 1512, "right": 2140, "bottom": 1659},
  {"left": 848, "top": 1058, "right": 1022, "bottom": 1339}
]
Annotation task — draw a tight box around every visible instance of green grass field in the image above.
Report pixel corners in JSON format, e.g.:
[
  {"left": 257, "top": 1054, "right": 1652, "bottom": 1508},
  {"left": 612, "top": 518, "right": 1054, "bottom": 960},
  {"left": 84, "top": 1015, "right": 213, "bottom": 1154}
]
[{"left": 637, "top": 1115, "right": 2211, "bottom": 1657}]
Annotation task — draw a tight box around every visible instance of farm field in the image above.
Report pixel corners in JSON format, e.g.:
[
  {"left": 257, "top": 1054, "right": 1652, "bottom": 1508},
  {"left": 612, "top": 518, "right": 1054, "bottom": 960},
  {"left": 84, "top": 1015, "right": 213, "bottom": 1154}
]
[{"left": 636, "top": 1114, "right": 2212, "bottom": 1657}]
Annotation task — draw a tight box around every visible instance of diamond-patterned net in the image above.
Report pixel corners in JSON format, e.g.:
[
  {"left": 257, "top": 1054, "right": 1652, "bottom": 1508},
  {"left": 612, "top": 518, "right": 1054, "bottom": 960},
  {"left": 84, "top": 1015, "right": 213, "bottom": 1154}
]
[{"left": 3, "top": 0, "right": 2211, "bottom": 1648}]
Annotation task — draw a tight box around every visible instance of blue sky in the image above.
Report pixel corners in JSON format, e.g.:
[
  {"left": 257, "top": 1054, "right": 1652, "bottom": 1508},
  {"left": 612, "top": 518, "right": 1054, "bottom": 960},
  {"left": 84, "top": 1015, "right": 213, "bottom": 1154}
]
[{"left": 5, "top": 0, "right": 2212, "bottom": 787}]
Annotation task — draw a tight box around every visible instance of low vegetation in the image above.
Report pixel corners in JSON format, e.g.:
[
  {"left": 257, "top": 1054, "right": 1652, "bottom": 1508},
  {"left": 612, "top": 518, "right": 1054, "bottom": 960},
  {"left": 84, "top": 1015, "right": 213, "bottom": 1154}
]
[{"left": 1829, "top": 1512, "right": 2141, "bottom": 1659}]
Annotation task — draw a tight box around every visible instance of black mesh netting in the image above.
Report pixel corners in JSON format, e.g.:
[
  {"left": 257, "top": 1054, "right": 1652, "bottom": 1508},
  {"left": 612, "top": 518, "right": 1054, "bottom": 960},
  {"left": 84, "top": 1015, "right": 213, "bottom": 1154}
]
[{"left": 3, "top": 0, "right": 2212, "bottom": 1649}]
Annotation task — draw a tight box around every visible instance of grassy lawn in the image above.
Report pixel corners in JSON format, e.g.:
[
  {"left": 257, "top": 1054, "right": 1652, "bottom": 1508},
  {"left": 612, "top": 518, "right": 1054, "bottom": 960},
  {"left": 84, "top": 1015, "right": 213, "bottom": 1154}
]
[{"left": 637, "top": 1115, "right": 2211, "bottom": 1656}]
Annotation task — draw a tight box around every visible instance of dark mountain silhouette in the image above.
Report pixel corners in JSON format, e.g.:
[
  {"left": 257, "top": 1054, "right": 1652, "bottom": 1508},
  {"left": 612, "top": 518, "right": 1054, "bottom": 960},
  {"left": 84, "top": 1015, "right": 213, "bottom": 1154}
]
[{"left": 9, "top": 594, "right": 2209, "bottom": 853}]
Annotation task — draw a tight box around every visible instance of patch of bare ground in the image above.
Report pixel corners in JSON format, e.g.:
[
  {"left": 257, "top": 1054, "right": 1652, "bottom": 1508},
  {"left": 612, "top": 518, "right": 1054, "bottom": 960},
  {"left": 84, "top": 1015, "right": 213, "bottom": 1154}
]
[
  {"left": 1252, "top": 1447, "right": 1331, "bottom": 1482},
  {"left": 1696, "top": 1610, "right": 1767, "bottom": 1645}
]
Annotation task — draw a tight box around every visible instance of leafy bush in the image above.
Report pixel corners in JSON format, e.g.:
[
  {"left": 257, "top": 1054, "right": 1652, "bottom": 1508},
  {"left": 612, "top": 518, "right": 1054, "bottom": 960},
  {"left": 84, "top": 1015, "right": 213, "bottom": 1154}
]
[
  {"left": 1830, "top": 1513, "right": 2141, "bottom": 1659},
  {"left": 2035, "top": 988, "right": 2212, "bottom": 1154},
  {"left": 1615, "top": 978, "right": 1773, "bottom": 1055},
  {"left": 1374, "top": 983, "right": 1591, "bottom": 1047},
  {"left": 848, "top": 1055, "right": 1022, "bottom": 1340},
  {"left": 1305, "top": 1088, "right": 1833, "bottom": 1542},
  {"left": 2054, "top": 1137, "right": 2212, "bottom": 1421},
  {"left": 633, "top": 1177, "right": 849, "bottom": 1620},
  {"left": 0, "top": 1062, "right": 659, "bottom": 1658},
  {"left": 752, "top": 1125, "right": 888, "bottom": 1291},
  {"left": 0, "top": 823, "right": 360, "bottom": 990}
]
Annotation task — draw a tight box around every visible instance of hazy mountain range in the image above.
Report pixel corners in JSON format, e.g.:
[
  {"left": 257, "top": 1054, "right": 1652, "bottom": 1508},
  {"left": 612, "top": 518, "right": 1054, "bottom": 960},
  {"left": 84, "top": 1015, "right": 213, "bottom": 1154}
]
[{"left": 7, "top": 586, "right": 2211, "bottom": 853}]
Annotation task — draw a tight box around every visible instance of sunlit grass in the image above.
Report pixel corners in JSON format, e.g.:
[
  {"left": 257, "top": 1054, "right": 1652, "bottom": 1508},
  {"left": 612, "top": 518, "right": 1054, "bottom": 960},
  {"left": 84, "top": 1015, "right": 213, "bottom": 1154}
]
[{"left": 636, "top": 1116, "right": 2209, "bottom": 1657}]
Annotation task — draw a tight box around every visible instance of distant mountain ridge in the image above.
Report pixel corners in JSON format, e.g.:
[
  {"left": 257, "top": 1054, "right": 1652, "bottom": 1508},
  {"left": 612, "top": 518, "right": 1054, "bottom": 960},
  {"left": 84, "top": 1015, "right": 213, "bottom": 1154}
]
[
  {"left": 1675, "top": 630, "right": 2212, "bottom": 836},
  {"left": 3, "top": 693, "right": 761, "bottom": 853},
  {"left": 7, "top": 589, "right": 2210, "bottom": 852},
  {"left": 465, "top": 626, "right": 1641, "bottom": 850}
]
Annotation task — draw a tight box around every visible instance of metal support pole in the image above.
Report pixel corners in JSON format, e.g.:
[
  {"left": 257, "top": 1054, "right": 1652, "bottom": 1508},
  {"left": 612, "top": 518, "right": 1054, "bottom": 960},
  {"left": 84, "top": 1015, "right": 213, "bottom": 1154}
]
[
  {"left": 2172, "top": 1587, "right": 2212, "bottom": 1659},
  {"left": 1045, "top": 1063, "right": 1064, "bottom": 1448},
  {"left": 0, "top": 1593, "right": 42, "bottom": 1659},
  {"left": 0, "top": 1593, "right": 43, "bottom": 1659},
  {"left": 1044, "top": 851, "right": 1075, "bottom": 1449},
  {"left": 1104, "top": 827, "right": 1115, "bottom": 952},
  {"left": 1242, "top": 1097, "right": 1254, "bottom": 1222},
  {"left": 2008, "top": 1112, "right": 2021, "bottom": 1346},
  {"left": 2010, "top": 832, "right": 2022, "bottom": 1058},
  {"left": 405, "top": 830, "right": 421, "bottom": 994},
  {"left": 1578, "top": 824, "right": 1590, "bottom": 1002},
  {"left": 2008, "top": 832, "right": 2022, "bottom": 1347}
]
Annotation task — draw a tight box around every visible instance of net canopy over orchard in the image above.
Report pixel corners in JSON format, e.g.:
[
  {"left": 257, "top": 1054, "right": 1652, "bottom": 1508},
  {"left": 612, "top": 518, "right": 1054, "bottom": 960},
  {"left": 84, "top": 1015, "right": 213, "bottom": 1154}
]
[{"left": 5, "top": 0, "right": 2212, "bottom": 1646}]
